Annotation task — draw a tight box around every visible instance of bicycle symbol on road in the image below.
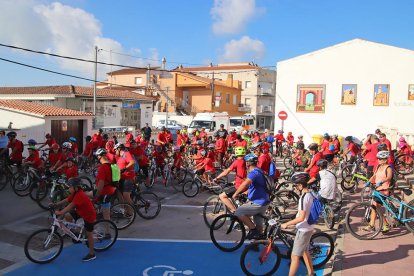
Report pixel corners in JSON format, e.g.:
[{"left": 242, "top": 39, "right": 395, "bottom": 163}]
[{"left": 143, "top": 265, "right": 194, "bottom": 276}]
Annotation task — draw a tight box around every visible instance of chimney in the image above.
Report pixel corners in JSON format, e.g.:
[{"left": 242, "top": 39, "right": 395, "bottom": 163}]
[{"left": 226, "top": 74, "right": 234, "bottom": 87}]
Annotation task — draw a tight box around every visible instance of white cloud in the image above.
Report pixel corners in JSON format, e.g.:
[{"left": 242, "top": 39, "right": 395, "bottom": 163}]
[
  {"left": 220, "top": 36, "right": 265, "bottom": 62},
  {"left": 211, "top": 0, "right": 264, "bottom": 35},
  {"left": 0, "top": 1, "right": 159, "bottom": 80}
]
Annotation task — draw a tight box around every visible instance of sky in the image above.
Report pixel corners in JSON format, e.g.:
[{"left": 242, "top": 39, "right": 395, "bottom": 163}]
[{"left": 0, "top": 0, "right": 414, "bottom": 87}]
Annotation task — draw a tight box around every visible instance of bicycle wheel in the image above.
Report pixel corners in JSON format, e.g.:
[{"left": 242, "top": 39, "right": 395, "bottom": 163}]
[
  {"left": 147, "top": 167, "right": 156, "bottom": 188},
  {"left": 12, "top": 174, "right": 32, "bottom": 197},
  {"left": 345, "top": 202, "right": 382, "bottom": 240},
  {"left": 360, "top": 186, "right": 372, "bottom": 202},
  {"left": 283, "top": 156, "right": 293, "bottom": 168},
  {"left": 403, "top": 199, "right": 414, "bottom": 233},
  {"left": 79, "top": 176, "right": 93, "bottom": 191},
  {"left": 24, "top": 229, "right": 63, "bottom": 264},
  {"left": 35, "top": 185, "right": 51, "bottom": 210},
  {"left": 272, "top": 190, "right": 299, "bottom": 215},
  {"left": 394, "top": 154, "right": 414, "bottom": 175},
  {"left": 333, "top": 190, "right": 343, "bottom": 211},
  {"left": 240, "top": 240, "right": 282, "bottom": 276},
  {"left": 0, "top": 170, "right": 9, "bottom": 191},
  {"left": 92, "top": 219, "right": 118, "bottom": 251},
  {"left": 309, "top": 232, "right": 334, "bottom": 269},
  {"left": 340, "top": 178, "right": 356, "bottom": 191},
  {"left": 341, "top": 164, "right": 354, "bottom": 183},
  {"left": 110, "top": 202, "right": 136, "bottom": 230},
  {"left": 210, "top": 214, "right": 246, "bottom": 252},
  {"left": 203, "top": 195, "right": 227, "bottom": 228},
  {"left": 182, "top": 180, "right": 199, "bottom": 197},
  {"left": 171, "top": 169, "right": 187, "bottom": 192},
  {"left": 134, "top": 191, "right": 161, "bottom": 219},
  {"left": 324, "top": 205, "right": 335, "bottom": 230}
]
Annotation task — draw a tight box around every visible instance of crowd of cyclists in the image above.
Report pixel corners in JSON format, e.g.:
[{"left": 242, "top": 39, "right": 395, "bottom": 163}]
[{"left": 1, "top": 124, "right": 413, "bottom": 271}]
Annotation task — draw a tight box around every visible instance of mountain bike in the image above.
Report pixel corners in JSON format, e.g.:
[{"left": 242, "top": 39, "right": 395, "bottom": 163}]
[
  {"left": 182, "top": 170, "right": 228, "bottom": 197},
  {"left": 345, "top": 186, "right": 414, "bottom": 240},
  {"left": 130, "top": 182, "right": 161, "bottom": 219},
  {"left": 340, "top": 170, "right": 369, "bottom": 193},
  {"left": 24, "top": 208, "right": 118, "bottom": 264},
  {"left": 240, "top": 220, "right": 334, "bottom": 276}
]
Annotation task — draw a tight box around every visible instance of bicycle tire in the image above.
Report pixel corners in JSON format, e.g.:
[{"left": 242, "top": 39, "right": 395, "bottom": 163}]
[
  {"left": 283, "top": 156, "right": 293, "bottom": 168},
  {"left": 79, "top": 176, "right": 93, "bottom": 191},
  {"left": 273, "top": 190, "right": 299, "bottom": 215},
  {"left": 341, "top": 164, "right": 354, "bottom": 183},
  {"left": 345, "top": 202, "right": 383, "bottom": 240},
  {"left": 35, "top": 185, "right": 51, "bottom": 210},
  {"left": 171, "top": 168, "right": 187, "bottom": 192},
  {"left": 134, "top": 191, "right": 161, "bottom": 219},
  {"left": 203, "top": 195, "right": 227, "bottom": 228},
  {"left": 110, "top": 202, "right": 136, "bottom": 230},
  {"left": 147, "top": 167, "right": 156, "bottom": 188},
  {"left": 340, "top": 178, "right": 356, "bottom": 191},
  {"left": 324, "top": 205, "right": 335, "bottom": 230},
  {"left": 210, "top": 214, "right": 246, "bottom": 252},
  {"left": 309, "top": 232, "right": 334, "bottom": 269},
  {"left": 24, "top": 229, "right": 63, "bottom": 264},
  {"left": 92, "top": 219, "right": 118, "bottom": 251},
  {"left": 394, "top": 154, "right": 414, "bottom": 175},
  {"left": 182, "top": 179, "right": 199, "bottom": 198},
  {"left": 240, "top": 240, "right": 282, "bottom": 276},
  {"left": 403, "top": 199, "right": 414, "bottom": 233},
  {"left": 0, "top": 171, "right": 9, "bottom": 191},
  {"left": 360, "top": 186, "right": 372, "bottom": 202},
  {"left": 12, "top": 174, "right": 32, "bottom": 197}
]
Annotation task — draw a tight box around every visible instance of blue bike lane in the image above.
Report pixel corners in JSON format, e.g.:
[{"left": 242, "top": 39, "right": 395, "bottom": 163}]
[{"left": 7, "top": 239, "right": 325, "bottom": 275}]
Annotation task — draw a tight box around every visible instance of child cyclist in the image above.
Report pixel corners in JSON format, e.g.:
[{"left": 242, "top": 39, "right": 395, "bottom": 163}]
[
  {"left": 52, "top": 177, "right": 96, "bottom": 262},
  {"left": 194, "top": 149, "right": 216, "bottom": 186}
]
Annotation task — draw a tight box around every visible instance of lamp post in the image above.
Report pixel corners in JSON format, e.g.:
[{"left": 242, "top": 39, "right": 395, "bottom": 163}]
[{"left": 165, "top": 87, "right": 169, "bottom": 129}]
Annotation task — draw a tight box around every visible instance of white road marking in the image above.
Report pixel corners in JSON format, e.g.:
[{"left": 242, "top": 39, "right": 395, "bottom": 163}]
[{"left": 161, "top": 204, "right": 203, "bottom": 208}]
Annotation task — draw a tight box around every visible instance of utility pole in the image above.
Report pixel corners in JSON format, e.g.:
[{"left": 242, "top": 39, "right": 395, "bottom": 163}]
[
  {"left": 93, "top": 46, "right": 98, "bottom": 128},
  {"left": 165, "top": 87, "right": 169, "bottom": 129},
  {"left": 211, "top": 71, "right": 215, "bottom": 110}
]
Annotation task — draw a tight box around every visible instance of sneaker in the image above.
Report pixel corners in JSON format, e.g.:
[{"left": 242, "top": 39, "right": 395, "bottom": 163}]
[
  {"left": 382, "top": 224, "right": 390, "bottom": 233},
  {"left": 362, "top": 225, "right": 375, "bottom": 232},
  {"left": 82, "top": 253, "right": 96, "bottom": 262},
  {"left": 246, "top": 228, "right": 261, "bottom": 240}
]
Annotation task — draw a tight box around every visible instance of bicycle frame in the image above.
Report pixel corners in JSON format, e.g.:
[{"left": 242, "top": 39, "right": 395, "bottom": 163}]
[
  {"left": 371, "top": 190, "right": 414, "bottom": 224},
  {"left": 50, "top": 214, "right": 85, "bottom": 242}
]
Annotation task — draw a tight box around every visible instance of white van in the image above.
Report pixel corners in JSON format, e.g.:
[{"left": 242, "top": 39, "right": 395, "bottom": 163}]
[
  {"left": 229, "top": 115, "right": 256, "bottom": 132},
  {"left": 188, "top": 112, "right": 229, "bottom": 134}
]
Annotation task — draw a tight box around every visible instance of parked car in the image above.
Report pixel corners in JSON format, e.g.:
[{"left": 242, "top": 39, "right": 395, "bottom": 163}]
[{"left": 155, "top": 120, "right": 184, "bottom": 130}]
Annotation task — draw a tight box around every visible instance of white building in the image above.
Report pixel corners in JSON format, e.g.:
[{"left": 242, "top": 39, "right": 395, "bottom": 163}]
[{"left": 274, "top": 39, "right": 414, "bottom": 147}]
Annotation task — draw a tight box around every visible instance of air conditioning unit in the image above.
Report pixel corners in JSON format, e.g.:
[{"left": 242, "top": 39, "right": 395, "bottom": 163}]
[{"left": 260, "top": 105, "right": 272, "bottom": 112}]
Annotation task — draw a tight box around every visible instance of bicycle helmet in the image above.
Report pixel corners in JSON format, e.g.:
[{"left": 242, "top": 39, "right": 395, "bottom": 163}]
[
  {"left": 345, "top": 136, "right": 353, "bottom": 142},
  {"left": 317, "top": 159, "right": 328, "bottom": 169},
  {"left": 234, "top": 146, "right": 246, "bottom": 156},
  {"left": 308, "top": 143, "right": 318, "bottom": 151},
  {"left": 376, "top": 150, "right": 390, "bottom": 159},
  {"left": 28, "top": 145, "right": 36, "bottom": 151},
  {"left": 69, "top": 137, "right": 76, "bottom": 142},
  {"left": 399, "top": 137, "right": 406, "bottom": 143},
  {"left": 28, "top": 139, "right": 37, "bottom": 145},
  {"left": 6, "top": 131, "right": 16, "bottom": 138},
  {"left": 251, "top": 142, "right": 263, "bottom": 150},
  {"left": 62, "top": 142, "right": 72, "bottom": 149},
  {"left": 291, "top": 172, "right": 310, "bottom": 184},
  {"left": 377, "top": 143, "right": 388, "bottom": 151},
  {"left": 114, "top": 143, "right": 125, "bottom": 151},
  {"left": 278, "top": 130, "right": 283, "bottom": 134},
  {"left": 67, "top": 177, "right": 82, "bottom": 187},
  {"left": 207, "top": 144, "right": 216, "bottom": 149},
  {"left": 297, "top": 134, "right": 303, "bottom": 139},
  {"left": 242, "top": 130, "right": 248, "bottom": 135},
  {"left": 244, "top": 153, "right": 258, "bottom": 163},
  {"left": 323, "top": 133, "right": 329, "bottom": 138},
  {"left": 296, "top": 142, "right": 305, "bottom": 150},
  {"left": 95, "top": 148, "right": 107, "bottom": 157},
  {"left": 375, "top": 128, "right": 381, "bottom": 135},
  {"left": 102, "top": 134, "right": 109, "bottom": 140},
  {"left": 51, "top": 143, "right": 60, "bottom": 150},
  {"left": 173, "top": 146, "right": 180, "bottom": 152}
]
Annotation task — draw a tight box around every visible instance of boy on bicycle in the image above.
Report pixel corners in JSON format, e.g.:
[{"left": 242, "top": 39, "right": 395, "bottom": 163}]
[
  {"left": 53, "top": 177, "right": 96, "bottom": 262},
  {"left": 309, "top": 159, "right": 336, "bottom": 203}
]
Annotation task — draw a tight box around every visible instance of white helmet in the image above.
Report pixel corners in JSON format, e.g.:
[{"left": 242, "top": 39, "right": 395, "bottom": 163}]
[
  {"left": 62, "top": 142, "right": 72, "bottom": 149},
  {"left": 95, "top": 148, "right": 107, "bottom": 157},
  {"left": 377, "top": 151, "right": 390, "bottom": 159}
]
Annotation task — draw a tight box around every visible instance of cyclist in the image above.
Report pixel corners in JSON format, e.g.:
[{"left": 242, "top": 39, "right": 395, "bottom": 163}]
[
  {"left": 105, "top": 141, "right": 116, "bottom": 163},
  {"left": 199, "top": 127, "right": 208, "bottom": 142},
  {"left": 49, "top": 143, "right": 63, "bottom": 170},
  {"left": 69, "top": 137, "right": 78, "bottom": 157},
  {"left": 2, "top": 131, "right": 23, "bottom": 166},
  {"left": 227, "top": 129, "right": 237, "bottom": 146},
  {"left": 141, "top": 123, "right": 152, "bottom": 141},
  {"left": 241, "top": 130, "right": 251, "bottom": 149},
  {"left": 114, "top": 143, "right": 135, "bottom": 208},
  {"left": 207, "top": 143, "right": 216, "bottom": 162},
  {"left": 263, "top": 129, "right": 274, "bottom": 154},
  {"left": 0, "top": 130, "right": 7, "bottom": 159},
  {"left": 234, "top": 134, "right": 247, "bottom": 150},
  {"left": 364, "top": 151, "right": 393, "bottom": 233},
  {"left": 27, "top": 139, "right": 40, "bottom": 158},
  {"left": 215, "top": 132, "right": 226, "bottom": 167},
  {"left": 23, "top": 145, "right": 43, "bottom": 171},
  {"left": 309, "top": 159, "right": 336, "bottom": 202},
  {"left": 123, "top": 129, "right": 133, "bottom": 148},
  {"left": 214, "top": 146, "right": 247, "bottom": 213},
  {"left": 81, "top": 136, "right": 94, "bottom": 162},
  {"left": 54, "top": 142, "right": 73, "bottom": 173},
  {"left": 92, "top": 128, "right": 103, "bottom": 150},
  {"left": 362, "top": 134, "right": 380, "bottom": 178},
  {"left": 153, "top": 145, "right": 167, "bottom": 184},
  {"left": 171, "top": 146, "right": 183, "bottom": 173},
  {"left": 194, "top": 149, "right": 216, "bottom": 186},
  {"left": 53, "top": 177, "right": 96, "bottom": 261},
  {"left": 274, "top": 130, "right": 285, "bottom": 156},
  {"left": 320, "top": 133, "right": 334, "bottom": 162},
  {"left": 156, "top": 127, "right": 168, "bottom": 147},
  {"left": 304, "top": 143, "right": 323, "bottom": 180},
  {"left": 64, "top": 157, "right": 79, "bottom": 180},
  {"left": 165, "top": 129, "right": 174, "bottom": 145},
  {"left": 343, "top": 136, "right": 360, "bottom": 164},
  {"left": 252, "top": 131, "right": 261, "bottom": 143},
  {"left": 397, "top": 138, "right": 413, "bottom": 171},
  {"left": 232, "top": 153, "right": 270, "bottom": 240},
  {"left": 281, "top": 172, "right": 315, "bottom": 276},
  {"left": 100, "top": 134, "right": 109, "bottom": 149},
  {"left": 286, "top": 132, "right": 295, "bottom": 146},
  {"left": 297, "top": 134, "right": 304, "bottom": 144},
  {"left": 38, "top": 133, "right": 56, "bottom": 150},
  {"left": 130, "top": 140, "right": 150, "bottom": 185},
  {"left": 251, "top": 142, "right": 271, "bottom": 175},
  {"left": 332, "top": 134, "right": 341, "bottom": 155},
  {"left": 217, "top": 124, "right": 228, "bottom": 139},
  {"left": 292, "top": 142, "right": 311, "bottom": 168}
]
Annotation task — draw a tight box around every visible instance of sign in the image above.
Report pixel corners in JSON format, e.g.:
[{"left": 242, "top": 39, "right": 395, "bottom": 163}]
[
  {"left": 278, "top": 111, "right": 288, "bottom": 120},
  {"left": 61, "top": 120, "right": 67, "bottom": 131},
  {"left": 215, "top": 96, "right": 222, "bottom": 100},
  {"left": 122, "top": 102, "right": 141, "bottom": 109}
]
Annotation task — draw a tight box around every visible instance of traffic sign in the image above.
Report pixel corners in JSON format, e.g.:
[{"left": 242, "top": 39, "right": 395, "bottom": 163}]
[{"left": 278, "top": 111, "right": 288, "bottom": 120}]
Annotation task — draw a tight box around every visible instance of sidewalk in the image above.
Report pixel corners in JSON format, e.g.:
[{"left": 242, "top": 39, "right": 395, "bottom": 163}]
[{"left": 332, "top": 179, "right": 414, "bottom": 276}]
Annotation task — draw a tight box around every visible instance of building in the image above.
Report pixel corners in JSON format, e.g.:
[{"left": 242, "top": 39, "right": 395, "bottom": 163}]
[
  {"left": 0, "top": 85, "right": 154, "bottom": 129},
  {"left": 177, "top": 63, "right": 277, "bottom": 129},
  {"left": 0, "top": 100, "right": 92, "bottom": 151},
  {"left": 274, "top": 38, "right": 414, "bottom": 146}
]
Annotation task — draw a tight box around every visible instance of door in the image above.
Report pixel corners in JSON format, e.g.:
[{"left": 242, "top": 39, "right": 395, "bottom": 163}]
[
  {"left": 183, "top": 91, "right": 189, "bottom": 107},
  {"left": 51, "top": 120, "right": 84, "bottom": 154}
]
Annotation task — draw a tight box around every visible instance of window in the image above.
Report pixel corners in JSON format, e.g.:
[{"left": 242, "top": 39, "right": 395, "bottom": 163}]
[
  {"left": 135, "top": 77, "right": 143, "bottom": 85},
  {"left": 215, "top": 92, "right": 221, "bottom": 107},
  {"left": 245, "top": 98, "right": 251, "bottom": 107},
  {"left": 226, "top": 94, "right": 230, "bottom": 104},
  {"left": 245, "top": 81, "right": 252, "bottom": 88},
  {"left": 233, "top": 95, "right": 237, "bottom": 105}
]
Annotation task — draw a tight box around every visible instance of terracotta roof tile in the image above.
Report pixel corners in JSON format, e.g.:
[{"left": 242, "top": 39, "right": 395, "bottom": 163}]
[
  {"left": 175, "top": 65, "right": 259, "bottom": 72},
  {"left": 0, "top": 100, "right": 92, "bottom": 117},
  {"left": 73, "top": 86, "right": 153, "bottom": 101},
  {"left": 0, "top": 85, "right": 71, "bottom": 95},
  {"left": 106, "top": 68, "right": 159, "bottom": 75}
]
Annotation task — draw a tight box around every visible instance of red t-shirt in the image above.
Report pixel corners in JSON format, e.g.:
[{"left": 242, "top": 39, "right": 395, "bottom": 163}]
[
  {"left": 176, "top": 134, "right": 184, "bottom": 146},
  {"left": 287, "top": 135, "right": 294, "bottom": 145},
  {"left": 382, "top": 139, "right": 392, "bottom": 151},
  {"left": 106, "top": 152, "right": 116, "bottom": 164},
  {"left": 157, "top": 132, "right": 168, "bottom": 145},
  {"left": 347, "top": 142, "right": 359, "bottom": 156},
  {"left": 274, "top": 134, "right": 285, "bottom": 144},
  {"left": 64, "top": 165, "right": 79, "bottom": 179},
  {"left": 173, "top": 152, "right": 182, "bottom": 168},
  {"left": 25, "top": 155, "right": 43, "bottom": 170},
  {"left": 45, "top": 138, "right": 56, "bottom": 147},
  {"left": 365, "top": 142, "right": 379, "bottom": 167},
  {"left": 92, "top": 133, "right": 102, "bottom": 149},
  {"left": 262, "top": 142, "right": 270, "bottom": 154},
  {"left": 83, "top": 142, "right": 94, "bottom": 157},
  {"left": 234, "top": 139, "right": 247, "bottom": 148},
  {"left": 166, "top": 132, "right": 173, "bottom": 143},
  {"left": 153, "top": 151, "right": 166, "bottom": 166},
  {"left": 321, "top": 140, "right": 333, "bottom": 155},
  {"left": 332, "top": 139, "right": 340, "bottom": 154},
  {"left": 67, "top": 191, "right": 96, "bottom": 223},
  {"left": 71, "top": 143, "right": 78, "bottom": 155},
  {"left": 199, "top": 132, "right": 207, "bottom": 141},
  {"left": 136, "top": 147, "right": 149, "bottom": 166},
  {"left": 228, "top": 158, "right": 247, "bottom": 188},
  {"left": 258, "top": 153, "right": 271, "bottom": 175},
  {"left": 194, "top": 149, "right": 204, "bottom": 165},
  {"left": 202, "top": 157, "right": 215, "bottom": 173},
  {"left": 125, "top": 133, "right": 134, "bottom": 147},
  {"left": 7, "top": 139, "right": 23, "bottom": 161},
  {"left": 99, "top": 140, "right": 107, "bottom": 149},
  {"left": 116, "top": 152, "right": 135, "bottom": 180},
  {"left": 49, "top": 151, "right": 63, "bottom": 166},
  {"left": 309, "top": 152, "right": 323, "bottom": 178},
  {"left": 207, "top": 150, "right": 215, "bottom": 162},
  {"left": 96, "top": 163, "right": 116, "bottom": 196},
  {"left": 215, "top": 138, "right": 226, "bottom": 153}
]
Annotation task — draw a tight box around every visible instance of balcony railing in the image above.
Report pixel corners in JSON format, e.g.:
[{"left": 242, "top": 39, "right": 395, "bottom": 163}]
[
  {"left": 259, "top": 105, "right": 272, "bottom": 113},
  {"left": 238, "top": 104, "right": 252, "bottom": 112},
  {"left": 258, "top": 88, "right": 275, "bottom": 96}
]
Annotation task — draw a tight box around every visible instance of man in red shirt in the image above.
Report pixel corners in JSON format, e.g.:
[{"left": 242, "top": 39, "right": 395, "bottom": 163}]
[
  {"left": 234, "top": 134, "right": 247, "bottom": 149},
  {"left": 343, "top": 136, "right": 360, "bottom": 164},
  {"left": 379, "top": 133, "right": 392, "bottom": 152},
  {"left": 92, "top": 129, "right": 103, "bottom": 149},
  {"left": 156, "top": 127, "right": 169, "bottom": 146},
  {"left": 215, "top": 146, "right": 247, "bottom": 213},
  {"left": 332, "top": 134, "right": 341, "bottom": 155},
  {"left": 362, "top": 135, "right": 379, "bottom": 178},
  {"left": 114, "top": 143, "right": 135, "bottom": 209},
  {"left": 100, "top": 134, "right": 109, "bottom": 149},
  {"left": 38, "top": 133, "right": 57, "bottom": 150},
  {"left": 153, "top": 145, "right": 167, "bottom": 183},
  {"left": 215, "top": 133, "right": 226, "bottom": 167},
  {"left": 165, "top": 129, "right": 174, "bottom": 145},
  {"left": 123, "top": 129, "right": 133, "bottom": 148},
  {"left": 53, "top": 177, "right": 97, "bottom": 261},
  {"left": 252, "top": 131, "right": 261, "bottom": 143},
  {"left": 69, "top": 137, "right": 78, "bottom": 157},
  {"left": 305, "top": 143, "right": 323, "bottom": 181},
  {"left": 3, "top": 132, "right": 23, "bottom": 166},
  {"left": 48, "top": 143, "right": 63, "bottom": 168},
  {"left": 172, "top": 146, "right": 183, "bottom": 171},
  {"left": 199, "top": 128, "right": 208, "bottom": 142},
  {"left": 130, "top": 140, "right": 150, "bottom": 185},
  {"left": 320, "top": 133, "right": 334, "bottom": 162}
]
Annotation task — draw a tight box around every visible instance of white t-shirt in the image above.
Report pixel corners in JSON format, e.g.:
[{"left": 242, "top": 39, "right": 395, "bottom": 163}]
[
  {"left": 296, "top": 192, "right": 315, "bottom": 232},
  {"left": 318, "top": 170, "right": 337, "bottom": 200}
]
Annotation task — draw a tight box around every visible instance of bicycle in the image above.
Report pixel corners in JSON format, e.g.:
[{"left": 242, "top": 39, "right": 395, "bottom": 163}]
[
  {"left": 182, "top": 170, "right": 228, "bottom": 197},
  {"left": 345, "top": 186, "right": 414, "bottom": 240},
  {"left": 340, "top": 170, "right": 369, "bottom": 193},
  {"left": 393, "top": 153, "right": 414, "bottom": 175},
  {"left": 24, "top": 207, "right": 118, "bottom": 264},
  {"left": 240, "top": 220, "right": 334, "bottom": 276},
  {"left": 163, "top": 163, "right": 188, "bottom": 192},
  {"left": 130, "top": 182, "right": 162, "bottom": 219}
]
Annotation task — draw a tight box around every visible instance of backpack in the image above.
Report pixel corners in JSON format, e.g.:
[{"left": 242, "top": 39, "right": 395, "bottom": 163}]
[
  {"left": 125, "top": 152, "right": 140, "bottom": 174},
  {"left": 301, "top": 192, "right": 322, "bottom": 225},
  {"left": 329, "top": 143, "right": 335, "bottom": 152},
  {"left": 269, "top": 161, "right": 280, "bottom": 179},
  {"left": 376, "top": 165, "right": 396, "bottom": 189},
  {"left": 255, "top": 168, "right": 276, "bottom": 194},
  {"left": 109, "top": 163, "right": 121, "bottom": 186},
  {"left": 267, "top": 135, "right": 274, "bottom": 144}
]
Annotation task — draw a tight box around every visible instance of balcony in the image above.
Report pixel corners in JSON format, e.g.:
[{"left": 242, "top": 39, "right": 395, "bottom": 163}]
[
  {"left": 259, "top": 105, "right": 273, "bottom": 113},
  {"left": 258, "top": 87, "right": 275, "bottom": 96},
  {"left": 238, "top": 104, "right": 252, "bottom": 112}
]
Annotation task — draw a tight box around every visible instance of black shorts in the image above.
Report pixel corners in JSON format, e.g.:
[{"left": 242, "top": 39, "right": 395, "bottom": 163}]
[
  {"left": 140, "top": 165, "right": 149, "bottom": 177},
  {"left": 69, "top": 210, "right": 95, "bottom": 232},
  {"left": 224, "top": 186, "right": 236, "bottom": 197},
  {"left": 373, "top": 195, "right": 384, "bottom": 205},
  {"left": 120, "top": 179, "right": 134, "bottom": 193},
  {"left": 324, "top": 154, "right": 334, "bottom": 162}
]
